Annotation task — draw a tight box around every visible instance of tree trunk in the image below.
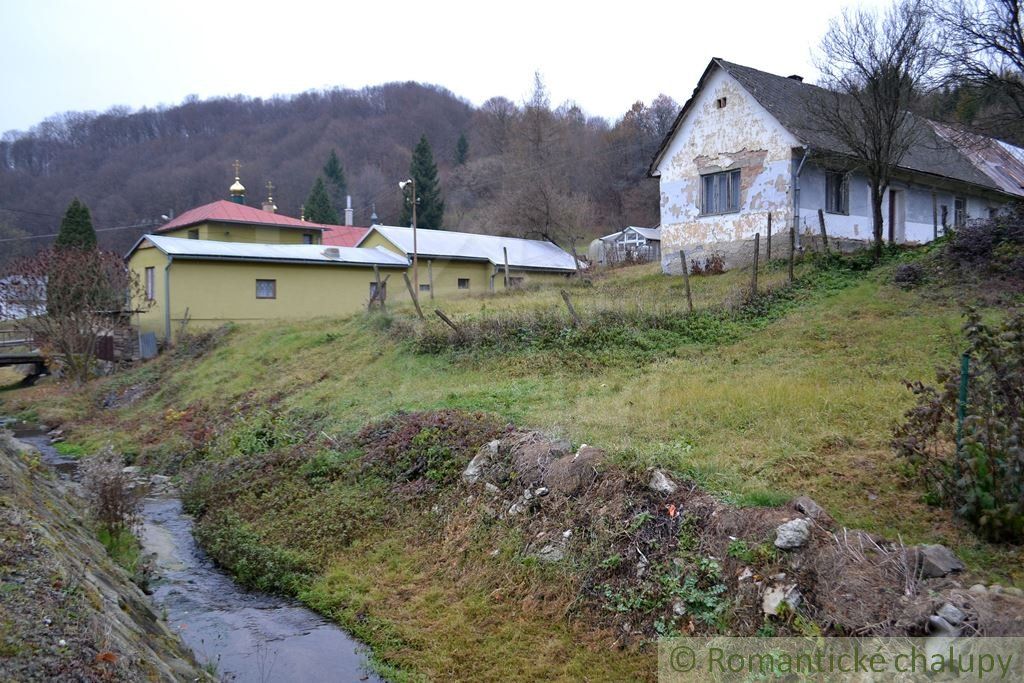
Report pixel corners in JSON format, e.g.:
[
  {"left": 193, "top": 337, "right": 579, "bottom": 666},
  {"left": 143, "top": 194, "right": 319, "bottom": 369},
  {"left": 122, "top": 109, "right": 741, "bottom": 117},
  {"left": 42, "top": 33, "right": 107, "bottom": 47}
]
[{"left": 870, "top": 181, "right": 885, "bottom": 261}]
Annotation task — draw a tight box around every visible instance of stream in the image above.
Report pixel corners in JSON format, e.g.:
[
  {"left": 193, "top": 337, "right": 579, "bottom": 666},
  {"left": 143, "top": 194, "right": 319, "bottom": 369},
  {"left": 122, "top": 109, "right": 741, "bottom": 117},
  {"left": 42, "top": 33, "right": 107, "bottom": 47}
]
[{"left": 6, "top": 421, "right": 382, "bottom": 683}]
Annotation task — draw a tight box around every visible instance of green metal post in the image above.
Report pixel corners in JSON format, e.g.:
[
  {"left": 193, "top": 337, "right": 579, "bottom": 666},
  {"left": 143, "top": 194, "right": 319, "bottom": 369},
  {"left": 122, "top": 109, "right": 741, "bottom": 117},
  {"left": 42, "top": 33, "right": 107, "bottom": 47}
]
[{"left": 955, "top": 353, "right": 970, "bottom": 451}]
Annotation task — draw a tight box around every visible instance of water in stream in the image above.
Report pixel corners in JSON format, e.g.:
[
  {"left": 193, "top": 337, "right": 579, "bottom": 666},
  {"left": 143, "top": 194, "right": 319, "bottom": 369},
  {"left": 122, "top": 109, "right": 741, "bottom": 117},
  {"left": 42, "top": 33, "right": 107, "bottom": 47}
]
[{"left": 7, "top": 422, "right": 382, "bottom": 683}]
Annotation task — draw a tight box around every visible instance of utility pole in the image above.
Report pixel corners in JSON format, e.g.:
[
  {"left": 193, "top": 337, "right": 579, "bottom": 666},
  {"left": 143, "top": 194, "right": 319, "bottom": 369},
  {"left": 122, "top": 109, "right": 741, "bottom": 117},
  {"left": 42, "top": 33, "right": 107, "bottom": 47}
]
[{"left": 400, "top": 178, "right": 419, "bottom": 303}]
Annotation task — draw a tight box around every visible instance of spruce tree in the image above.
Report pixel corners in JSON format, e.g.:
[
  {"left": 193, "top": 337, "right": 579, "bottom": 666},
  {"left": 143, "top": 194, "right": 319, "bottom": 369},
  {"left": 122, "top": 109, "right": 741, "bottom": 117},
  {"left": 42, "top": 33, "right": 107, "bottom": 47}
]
[
  {"left": 400, "top": 135, "right": 444, "bottom": 229},
  {"left": 305, "top": 177, "right": 340, "bottom": 224},
  {"left": 454, "top": 133, "right": 469, "bottom": 166},
  {"left": 55, "top": 198, "right": 97, "bottom": 250},
  {"left": 322, "top": 149, "right": 347, "bottom": 214}
]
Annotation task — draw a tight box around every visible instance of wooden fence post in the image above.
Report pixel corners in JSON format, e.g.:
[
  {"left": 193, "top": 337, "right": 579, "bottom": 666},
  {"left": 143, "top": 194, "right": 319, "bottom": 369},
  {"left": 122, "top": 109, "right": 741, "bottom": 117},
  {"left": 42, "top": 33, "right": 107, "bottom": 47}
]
[
  {"left": 817, "top": 208, "right": 830, "bottom": 255},
  {"left": 434, "top": 309, "right": 461, "bottom": 334},
  {"left": 751, "top": 233, "right": 760, "bottom": 296},
  {"left": 503, "top": 247, "right": 510, "bottom": 288},
  {"left": 560, "top": 290, "right": 582, "bottom": 327},
  {"left": 788, "top": 227, "right": 795, "bottom": 283},
  {"left": 766, "top": 212, "right": 772, "bottom": 261},
  {"left": 679, "top": 249, "right": 694, "bottom": 314},
  {"left": 403, "top": 272, "right": 425, "bottom": 320}
]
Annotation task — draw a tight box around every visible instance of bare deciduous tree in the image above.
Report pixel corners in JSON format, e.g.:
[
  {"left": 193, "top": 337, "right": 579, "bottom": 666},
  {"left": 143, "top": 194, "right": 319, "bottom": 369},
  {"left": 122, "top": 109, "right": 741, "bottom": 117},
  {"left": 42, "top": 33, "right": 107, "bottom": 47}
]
[
  {"left": 0, "top": 248, "right": 146, "bottom": 383},
  {"left": 813, "top": 0, "right": 937, "bottom": 257},
  {"left": 929, "top": 0, "right": 1024, "bottom": 134}
]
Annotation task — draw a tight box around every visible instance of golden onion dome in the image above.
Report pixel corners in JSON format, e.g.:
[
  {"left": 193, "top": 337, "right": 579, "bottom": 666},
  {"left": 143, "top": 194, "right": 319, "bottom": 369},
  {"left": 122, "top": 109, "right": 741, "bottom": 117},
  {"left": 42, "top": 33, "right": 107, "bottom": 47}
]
[{"left": 229, "top": 178, "right": 246, "bottom": 195}]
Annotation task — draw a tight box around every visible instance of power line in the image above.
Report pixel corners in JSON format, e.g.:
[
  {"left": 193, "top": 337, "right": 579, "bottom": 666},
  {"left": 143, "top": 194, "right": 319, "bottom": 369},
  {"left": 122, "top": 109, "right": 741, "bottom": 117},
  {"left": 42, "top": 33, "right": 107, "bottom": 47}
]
[{"left": 0, "top": 220, "right": 160, "bottom": 243}]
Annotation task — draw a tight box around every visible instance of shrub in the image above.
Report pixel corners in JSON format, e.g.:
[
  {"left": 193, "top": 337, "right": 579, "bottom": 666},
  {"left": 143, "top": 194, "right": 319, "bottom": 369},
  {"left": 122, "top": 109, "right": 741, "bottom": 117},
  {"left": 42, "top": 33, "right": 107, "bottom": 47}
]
[
  {"left": 221, "top": 408, "right": 302, "bottom": 457},
  {"left": 892, "top": 262, "right": 924, "bottom": 289},
  {"left": 195, "top": 511, "right": 312, "bottom": 595},
  {"left": 689, "top": 254, "right": 725, "bottom": 276},
  {"left": 357, "top": 410, "right": 508, "bottom": 486},
  {"left": 944, "top": 204, "right": 1024, "bottom": 273},
  {"left": 81, "top": 446, "right": 141, "bottom": 537},
  {"left": 299, "top": 448, "right": 361, "bottom": 482},
  {"left": 894, "top": 308, "right": 1024, "bottom": 542}
]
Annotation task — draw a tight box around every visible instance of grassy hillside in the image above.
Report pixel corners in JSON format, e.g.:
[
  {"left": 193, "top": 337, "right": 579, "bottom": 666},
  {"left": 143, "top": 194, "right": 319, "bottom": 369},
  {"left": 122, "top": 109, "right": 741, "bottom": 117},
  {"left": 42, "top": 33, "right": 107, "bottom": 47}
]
[{"left": 4, "top": 252, "right": 1021, "bottom": 680}]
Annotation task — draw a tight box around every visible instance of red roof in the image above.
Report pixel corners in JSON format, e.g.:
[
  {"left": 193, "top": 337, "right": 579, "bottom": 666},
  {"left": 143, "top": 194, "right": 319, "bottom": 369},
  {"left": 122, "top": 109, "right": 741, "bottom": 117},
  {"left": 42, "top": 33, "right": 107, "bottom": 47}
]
[
  {"left": 321, "top": 225, "right": 370, "bottom": 247},
  {"left": 157, "top": 200, "right": 328, "bottom": 233}
]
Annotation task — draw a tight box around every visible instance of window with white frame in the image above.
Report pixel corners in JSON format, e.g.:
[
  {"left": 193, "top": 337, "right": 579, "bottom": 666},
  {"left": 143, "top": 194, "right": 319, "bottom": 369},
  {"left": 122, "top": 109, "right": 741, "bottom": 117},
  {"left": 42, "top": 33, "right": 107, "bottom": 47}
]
[
  {"left": 825, "top": 171, "right": 849, "bottom": 215},
  {"left": 145, "top": 267, "right": 155, "bottom": 301},
  {"left": 256, "top": 279, "right": 276, "bottom": 299},
  {"left": 700, "top": 169, "right": 741, "bottom": 215}
]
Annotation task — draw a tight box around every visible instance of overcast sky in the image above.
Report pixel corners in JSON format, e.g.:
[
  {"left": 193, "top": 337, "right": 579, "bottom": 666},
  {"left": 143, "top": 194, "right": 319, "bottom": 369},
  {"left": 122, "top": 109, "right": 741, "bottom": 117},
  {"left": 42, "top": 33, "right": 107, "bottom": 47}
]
[{"left": 1, "top": 0, "right": 890, "bottom": 134}]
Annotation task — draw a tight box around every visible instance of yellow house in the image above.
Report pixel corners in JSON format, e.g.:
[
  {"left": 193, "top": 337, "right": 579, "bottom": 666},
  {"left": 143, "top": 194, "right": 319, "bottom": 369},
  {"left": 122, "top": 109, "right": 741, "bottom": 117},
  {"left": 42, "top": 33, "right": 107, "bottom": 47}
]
[
  {"left": 154, "top": 199, "right": 328, "bottom": 245},
  {"left": 126, "top": 235, "right": 408, "bottom": 341},
  {"left": 356, "top": 225, "right": 577, "bottom": 298}
]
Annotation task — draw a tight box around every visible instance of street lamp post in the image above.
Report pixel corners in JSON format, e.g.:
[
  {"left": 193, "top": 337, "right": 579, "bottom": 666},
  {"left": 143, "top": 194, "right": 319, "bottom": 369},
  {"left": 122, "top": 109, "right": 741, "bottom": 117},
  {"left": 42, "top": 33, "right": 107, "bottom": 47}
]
[{"left": 399, "top": 178, "right": 418, "bottom": 300}]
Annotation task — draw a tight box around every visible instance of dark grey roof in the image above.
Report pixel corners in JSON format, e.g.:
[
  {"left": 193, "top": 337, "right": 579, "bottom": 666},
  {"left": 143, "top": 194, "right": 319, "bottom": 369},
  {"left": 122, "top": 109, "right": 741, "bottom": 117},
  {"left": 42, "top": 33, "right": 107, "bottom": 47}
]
[{"left": 650, "top": 58, "right": 1021, "bottom": 196}]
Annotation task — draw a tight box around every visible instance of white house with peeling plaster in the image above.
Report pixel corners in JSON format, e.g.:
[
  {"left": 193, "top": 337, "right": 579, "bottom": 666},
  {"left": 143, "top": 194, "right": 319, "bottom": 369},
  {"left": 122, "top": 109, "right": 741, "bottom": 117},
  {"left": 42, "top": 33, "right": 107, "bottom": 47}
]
[{"left": 649, "top": 58, "right": 1024, "bottom": 274}]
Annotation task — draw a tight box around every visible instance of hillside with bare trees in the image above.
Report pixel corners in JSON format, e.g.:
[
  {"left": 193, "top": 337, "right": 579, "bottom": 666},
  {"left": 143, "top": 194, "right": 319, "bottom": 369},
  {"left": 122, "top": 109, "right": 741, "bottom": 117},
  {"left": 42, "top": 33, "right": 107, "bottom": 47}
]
[{"left": 0, "top": 78, "right": 677, "bottom": 262}]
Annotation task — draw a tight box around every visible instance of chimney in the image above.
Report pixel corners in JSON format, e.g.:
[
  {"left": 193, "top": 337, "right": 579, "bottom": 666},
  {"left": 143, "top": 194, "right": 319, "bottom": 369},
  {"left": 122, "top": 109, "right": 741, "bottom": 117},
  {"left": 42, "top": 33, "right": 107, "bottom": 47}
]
[
  {"left": 787, "top": 74, "right": 804, "bottom": 82},
  {"left": 344, "top": 195, "right": 354, "bottom": 226}
]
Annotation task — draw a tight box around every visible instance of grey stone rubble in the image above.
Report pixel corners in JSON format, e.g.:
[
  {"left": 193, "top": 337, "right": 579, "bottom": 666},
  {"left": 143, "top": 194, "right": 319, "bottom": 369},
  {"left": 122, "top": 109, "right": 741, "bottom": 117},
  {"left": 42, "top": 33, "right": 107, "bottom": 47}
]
[
  {"left": 910, "top": 544, "right": 966, "bottom": 578},
  {"left": 928, "top": 615, "right": 960, "bottom": 637},
  {"left": 762, "top": 583, "right": 802, "bottom": 616},
  {"left": 774, "top": 518, "right": 812, "bottom": 549},
  {"left": 536, "top": 544, "right": 564, "bottom": 563},
  {"left": 649, "top": 469, "right": 678, "bottom": 495},
  {"left": 936, "top": 603, "right": 966, "bottom": 626},
  {"left": 461, "top": 439, "right": 499, "bottom": 484},
  {"left": 792, "top": 495, "right": 828, "bottom": 521}
]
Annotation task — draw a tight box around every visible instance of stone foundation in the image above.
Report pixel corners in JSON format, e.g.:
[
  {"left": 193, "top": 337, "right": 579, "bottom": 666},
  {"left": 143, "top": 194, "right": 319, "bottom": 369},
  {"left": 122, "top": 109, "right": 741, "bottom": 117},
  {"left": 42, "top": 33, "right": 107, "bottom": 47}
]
[{"left": 661, "top": 230, "right": 871, "bottom": 275}]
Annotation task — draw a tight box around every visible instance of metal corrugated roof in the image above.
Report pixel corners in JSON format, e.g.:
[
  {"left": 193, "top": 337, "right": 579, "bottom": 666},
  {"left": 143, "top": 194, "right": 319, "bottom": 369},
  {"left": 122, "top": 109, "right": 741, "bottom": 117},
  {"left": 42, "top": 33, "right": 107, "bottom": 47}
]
[
  {"left": 627, "top": 226, "right": 661, "bottom": 240},
  {"left": 360, "top": 226, "right": 578, "bottom": 272},
  {"left": 599, "top": 226, "right": 661, "bottom": 242},
  {"left": 136, "top": 234, "right": 409, "bottom": 267}
]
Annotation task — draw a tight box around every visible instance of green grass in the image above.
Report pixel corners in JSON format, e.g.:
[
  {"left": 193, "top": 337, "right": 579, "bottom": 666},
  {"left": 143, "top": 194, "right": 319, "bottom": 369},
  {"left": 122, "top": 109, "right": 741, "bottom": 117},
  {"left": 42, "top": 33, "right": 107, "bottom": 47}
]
[
  {"left": 96, "top": 527, "right": 142, "bottom": 574},
  {"left": 5, "top": 253, "right": 1022, "bottom": 681},
  {"left": 54, "top": 442, "right": 89, "bottom": 458}
]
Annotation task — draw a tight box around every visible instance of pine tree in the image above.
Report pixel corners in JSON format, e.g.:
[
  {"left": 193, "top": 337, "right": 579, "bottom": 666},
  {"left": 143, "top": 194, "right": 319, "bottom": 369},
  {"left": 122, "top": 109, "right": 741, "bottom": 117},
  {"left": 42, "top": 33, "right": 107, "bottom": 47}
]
[
  {"left": 55, "top": 198, "right": 97, "bottom": 250},
  {"left": 305, "top": 177, "right": 339, "bottom": 224},
  {"left": 454, "top": 133, "right": 469, "bottom": 166},
  {"left": 322, "top": 149, "right": 347, "bottom": 214},
  {"left": 400, "top": 135, "right": 444, "bottom": 229}
]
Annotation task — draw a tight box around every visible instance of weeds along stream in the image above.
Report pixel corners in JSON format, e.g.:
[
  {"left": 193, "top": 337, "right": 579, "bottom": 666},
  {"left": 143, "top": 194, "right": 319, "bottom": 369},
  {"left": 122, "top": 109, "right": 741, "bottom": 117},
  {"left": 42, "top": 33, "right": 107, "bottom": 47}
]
[{"left": 5, "top": 421, "right": 382, "bottom": 683}]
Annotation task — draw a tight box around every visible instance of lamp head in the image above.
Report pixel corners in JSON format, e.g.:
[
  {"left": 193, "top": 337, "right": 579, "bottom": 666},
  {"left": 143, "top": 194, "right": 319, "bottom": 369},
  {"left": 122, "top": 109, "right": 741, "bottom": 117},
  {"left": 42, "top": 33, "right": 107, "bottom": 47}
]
[{"left": 399, "top": 179, "right": 412, "bottom": 190}]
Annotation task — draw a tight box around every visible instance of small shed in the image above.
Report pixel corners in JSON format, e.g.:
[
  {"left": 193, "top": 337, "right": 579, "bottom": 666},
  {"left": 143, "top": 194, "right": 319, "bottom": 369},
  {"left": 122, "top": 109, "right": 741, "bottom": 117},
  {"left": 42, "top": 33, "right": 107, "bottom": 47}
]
[{"left": 590, "top": 226, "right": 661, "bottom": 266}]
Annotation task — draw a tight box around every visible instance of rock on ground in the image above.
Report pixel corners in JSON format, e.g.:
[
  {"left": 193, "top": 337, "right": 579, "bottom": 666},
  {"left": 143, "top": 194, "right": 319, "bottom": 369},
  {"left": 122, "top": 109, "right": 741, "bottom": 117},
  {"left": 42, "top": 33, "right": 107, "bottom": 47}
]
[
  {"left": 907, "top": 544, "right": 966, "bottom": 578},
  {"left": 774, "top": 518, "right": 812, "bottom": 550},
  {"left": 649, "top": 469, "right": 678, "bottom": 495}
]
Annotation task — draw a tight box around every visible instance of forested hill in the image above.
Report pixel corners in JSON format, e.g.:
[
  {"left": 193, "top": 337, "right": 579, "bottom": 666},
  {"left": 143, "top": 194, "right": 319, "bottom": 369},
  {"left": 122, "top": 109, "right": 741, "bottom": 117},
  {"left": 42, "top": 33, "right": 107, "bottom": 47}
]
[{"left": 0, "top": 80, "right": 679, "bottom": 261}]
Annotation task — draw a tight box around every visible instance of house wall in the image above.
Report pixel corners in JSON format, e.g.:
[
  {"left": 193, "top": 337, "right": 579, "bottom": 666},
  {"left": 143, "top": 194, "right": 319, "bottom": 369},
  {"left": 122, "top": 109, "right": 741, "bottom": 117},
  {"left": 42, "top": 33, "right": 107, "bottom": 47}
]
[
  {"left": 798, "top": 164, "right": 1002, "bottom": 245},
  {"left": 361, "top": 231, "right": 571, "bottom": 295},
  {"left": 654, "top": 68, "right": 799, "bottom": 273},
  {"left": 128, "top": 245, "right": 406, "bottom": 340},
  {"left": 161, "top": 222, "right": 321, "bottom": 245}
]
